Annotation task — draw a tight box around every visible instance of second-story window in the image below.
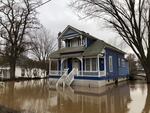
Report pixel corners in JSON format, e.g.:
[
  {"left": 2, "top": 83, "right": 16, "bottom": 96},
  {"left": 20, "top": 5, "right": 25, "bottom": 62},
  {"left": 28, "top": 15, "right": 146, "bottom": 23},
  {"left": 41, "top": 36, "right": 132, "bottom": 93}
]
[
  {"left": 66, "top": 40, "right": 71, "bottom": 47},
  {"left": 72, "top": 39, "right": 78, "bottom": 47},
  {"left": 78, "top": 39, "right": 81, "bottom": 46}
]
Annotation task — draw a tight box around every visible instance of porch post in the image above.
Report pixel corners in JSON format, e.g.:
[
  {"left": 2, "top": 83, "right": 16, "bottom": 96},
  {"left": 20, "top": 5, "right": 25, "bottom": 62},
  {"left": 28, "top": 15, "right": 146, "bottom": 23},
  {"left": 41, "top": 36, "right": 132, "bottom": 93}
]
[
  {"left": 104, "top": 50, "right": 107, "bottom": 76},
  {"left": 81, "top": 57, "right": 83, "bottom": 76},
  {"left": 61, "top": 58, "right": 65, "bottom": 75},
  {"left": 77, "top": 57, "right": 83, "bottom": 76},
  {"left": 57, "top": 60, "right": 59, "bottom": 75},
  {"left": 61, "top": 59, "right": 63, "bottom": 75},
  {"left": 97, "top": 55, "right": 100, "bottom": 77},
  {"left": 80, "top": 35, "right": 83, "bottom": 46},
  {"left": 49, "top": 58, "right": 51, "bottom": 75}
]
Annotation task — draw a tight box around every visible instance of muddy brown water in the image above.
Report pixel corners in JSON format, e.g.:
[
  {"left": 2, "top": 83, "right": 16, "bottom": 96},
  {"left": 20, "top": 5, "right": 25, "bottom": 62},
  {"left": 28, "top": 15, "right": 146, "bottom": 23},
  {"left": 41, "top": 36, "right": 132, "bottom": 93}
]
[{"left": 0, "top": 80, "right": 149, "bottom": 113}]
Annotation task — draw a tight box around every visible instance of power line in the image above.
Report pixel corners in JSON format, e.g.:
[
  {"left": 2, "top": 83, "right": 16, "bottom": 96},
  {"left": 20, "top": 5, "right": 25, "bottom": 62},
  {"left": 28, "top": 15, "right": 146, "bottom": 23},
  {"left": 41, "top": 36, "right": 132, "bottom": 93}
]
[{"left": 33, "top": 0, "right": 52, "bottom": 10}]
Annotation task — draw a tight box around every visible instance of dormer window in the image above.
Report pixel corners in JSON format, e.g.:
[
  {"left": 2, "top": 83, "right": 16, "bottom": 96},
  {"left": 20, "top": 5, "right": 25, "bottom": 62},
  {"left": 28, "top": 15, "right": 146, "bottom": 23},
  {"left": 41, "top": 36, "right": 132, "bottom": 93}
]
[
  {"left": 71, "top": 38, "right": 78, "bottom": 47},
  {"left": 66, "top": 40, "right": 71, "bottom": 47},
  {"left": 65, "top": 37, "right": 85, "bottom": 48},
  {"left": 58, "top": 26, "right": 89, "bottom": 48}
]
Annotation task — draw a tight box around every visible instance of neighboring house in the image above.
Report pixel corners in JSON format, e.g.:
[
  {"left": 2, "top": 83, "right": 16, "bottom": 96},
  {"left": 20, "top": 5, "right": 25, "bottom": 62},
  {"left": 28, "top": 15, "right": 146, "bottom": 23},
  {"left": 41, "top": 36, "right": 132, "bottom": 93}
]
[
  {"left": 49, "top": 25, "right": 129, "bottom": 87},
  {"left": 0, "top": 66, "right": 46, "bottom": 79},
  {"left": 0, "top": 56, "right": 47, "bottom": 79}
]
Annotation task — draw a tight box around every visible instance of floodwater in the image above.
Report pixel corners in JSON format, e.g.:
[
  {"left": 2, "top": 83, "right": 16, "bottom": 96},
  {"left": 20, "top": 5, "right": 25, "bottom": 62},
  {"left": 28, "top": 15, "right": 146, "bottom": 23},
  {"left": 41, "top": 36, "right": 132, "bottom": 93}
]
[{"left": 0, "top": 80, "right": 149, "bottom": 113}]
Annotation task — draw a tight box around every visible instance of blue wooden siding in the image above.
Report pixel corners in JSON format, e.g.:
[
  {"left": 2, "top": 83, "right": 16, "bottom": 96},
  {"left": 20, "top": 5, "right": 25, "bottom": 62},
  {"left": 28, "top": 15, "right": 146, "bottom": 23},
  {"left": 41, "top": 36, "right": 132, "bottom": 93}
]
[
  {"left": 87, "top": 38, "right": 95, "bottom": 47},
  {"left": 119, "top": 61, "right": 129, "bottom": 76},
  {"left": 105, "top": 48, "right": 129, "bottom": 78}
]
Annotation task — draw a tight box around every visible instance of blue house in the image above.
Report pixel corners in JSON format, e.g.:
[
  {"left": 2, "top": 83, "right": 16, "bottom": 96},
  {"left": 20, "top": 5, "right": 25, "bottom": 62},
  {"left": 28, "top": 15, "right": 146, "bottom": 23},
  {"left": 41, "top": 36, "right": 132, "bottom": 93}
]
[{"left": 49, "top": 25, "right": 129, "bottom": 87}]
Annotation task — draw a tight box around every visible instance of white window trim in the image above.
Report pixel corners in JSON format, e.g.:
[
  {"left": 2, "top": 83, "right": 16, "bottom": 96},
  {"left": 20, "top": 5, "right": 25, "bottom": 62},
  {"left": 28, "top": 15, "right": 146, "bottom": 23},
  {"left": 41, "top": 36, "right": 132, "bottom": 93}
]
[
  {"left": 109, "top": 56, "right": 113, "bottom": 72},
  {"left": 118, "top": 58, "right": 120, "bottom": 67}
]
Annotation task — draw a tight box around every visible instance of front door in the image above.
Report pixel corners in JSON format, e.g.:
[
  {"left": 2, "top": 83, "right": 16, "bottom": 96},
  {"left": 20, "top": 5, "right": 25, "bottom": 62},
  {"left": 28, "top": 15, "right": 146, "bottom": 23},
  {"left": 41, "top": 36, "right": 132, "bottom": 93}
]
[
  {"left": 68, "top": 58, "right": 72, "bottom": 73},
  {"left": 72, "top": 60, "right": 79, "bottom": 71}
]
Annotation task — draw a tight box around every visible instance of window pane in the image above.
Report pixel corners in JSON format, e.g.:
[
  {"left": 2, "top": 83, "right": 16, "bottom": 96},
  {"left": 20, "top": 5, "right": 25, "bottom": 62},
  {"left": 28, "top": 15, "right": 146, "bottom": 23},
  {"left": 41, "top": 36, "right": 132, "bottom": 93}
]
[
  {"left": 92, "top": 58, "right": 96, "bottom": 71},
  {"left": 109, "top": 56, "right": 113, "bottom": 72},
  {"left": 86, "top": 59, "right": 90, "bottom": 71},
  {"left": 99, "top": 58, "right": 104, "bottom": 71}
]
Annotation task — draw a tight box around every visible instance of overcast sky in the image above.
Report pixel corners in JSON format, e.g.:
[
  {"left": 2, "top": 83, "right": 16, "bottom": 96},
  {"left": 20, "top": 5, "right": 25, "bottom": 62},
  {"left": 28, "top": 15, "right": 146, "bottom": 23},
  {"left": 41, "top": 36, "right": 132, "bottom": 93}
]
[{"left": 37, "top": 0, "right": 131, "bottom": 52}]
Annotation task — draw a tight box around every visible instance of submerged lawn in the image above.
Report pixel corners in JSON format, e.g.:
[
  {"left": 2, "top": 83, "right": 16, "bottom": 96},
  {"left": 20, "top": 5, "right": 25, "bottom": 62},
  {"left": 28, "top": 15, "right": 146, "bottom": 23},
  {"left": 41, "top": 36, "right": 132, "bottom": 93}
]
[{"left": 0, "top": 80, "right": 148, "bottom": 113}]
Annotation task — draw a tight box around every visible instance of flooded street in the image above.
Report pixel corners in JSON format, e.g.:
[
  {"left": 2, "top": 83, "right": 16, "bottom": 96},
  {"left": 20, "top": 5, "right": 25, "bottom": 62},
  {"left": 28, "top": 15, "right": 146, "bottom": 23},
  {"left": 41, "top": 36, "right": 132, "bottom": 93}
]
[{"left": 0, "top": 80, "right": 149, "bottom": 113}]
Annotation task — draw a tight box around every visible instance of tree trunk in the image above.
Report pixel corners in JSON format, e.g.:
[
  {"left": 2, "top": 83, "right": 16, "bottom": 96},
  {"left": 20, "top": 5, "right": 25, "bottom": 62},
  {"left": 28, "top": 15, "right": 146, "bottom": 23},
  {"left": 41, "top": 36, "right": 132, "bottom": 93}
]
[
  {"left": 146, "top": 75, "right": 150, "bottom": 83},
  {"left": 9, "top": 59, "right": 16, "bottom": 80},
  {"left": 143, "top": 67, "right": 150, "bottom": 83}
]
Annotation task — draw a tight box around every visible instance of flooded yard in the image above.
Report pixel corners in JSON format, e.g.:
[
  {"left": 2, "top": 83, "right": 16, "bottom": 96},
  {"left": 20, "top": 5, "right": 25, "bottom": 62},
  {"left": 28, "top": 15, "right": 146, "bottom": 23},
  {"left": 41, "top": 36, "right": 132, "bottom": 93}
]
[{"left": 0, "top": 80, "right": 149, "bottom": 113}]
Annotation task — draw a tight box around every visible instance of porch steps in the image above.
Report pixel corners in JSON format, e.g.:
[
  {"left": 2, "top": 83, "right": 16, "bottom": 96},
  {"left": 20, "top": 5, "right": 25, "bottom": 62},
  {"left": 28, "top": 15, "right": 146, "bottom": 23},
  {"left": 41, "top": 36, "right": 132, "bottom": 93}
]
[
  {"left": 65, "top": 68, "right": 77, "bottom": 86},
  {"left": 56, "top": 68, "right": 77, "bottom": 88},
  {"left": 56, "top": 69, "right": 68, "bottom": 88}
]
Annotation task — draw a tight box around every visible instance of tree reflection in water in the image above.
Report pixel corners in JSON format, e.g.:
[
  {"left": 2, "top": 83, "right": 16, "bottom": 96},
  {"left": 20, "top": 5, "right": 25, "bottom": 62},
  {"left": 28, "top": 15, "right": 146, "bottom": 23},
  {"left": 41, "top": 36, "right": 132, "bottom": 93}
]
[
  {"left": 142, "top": 84, "right": 150, "bottom": 113},
  {"left": 0, "top": 80, "right": 147, "bottom": 113}
]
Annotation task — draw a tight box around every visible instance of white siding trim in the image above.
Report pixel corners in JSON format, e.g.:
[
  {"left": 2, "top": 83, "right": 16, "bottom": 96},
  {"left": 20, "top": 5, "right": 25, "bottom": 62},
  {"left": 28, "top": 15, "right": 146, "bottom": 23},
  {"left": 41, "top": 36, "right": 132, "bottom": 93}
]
[
  {"left": 109, "top": 56, "right": 113, "bottom": 72},
  {"left": 97, "top": 55, "right": 100, "bottom": 76}
]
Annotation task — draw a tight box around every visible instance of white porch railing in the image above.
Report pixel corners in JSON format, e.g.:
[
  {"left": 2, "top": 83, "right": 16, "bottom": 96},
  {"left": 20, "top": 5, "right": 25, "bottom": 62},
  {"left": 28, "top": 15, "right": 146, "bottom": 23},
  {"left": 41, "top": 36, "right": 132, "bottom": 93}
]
[
  {"left": 56, "top": 69, "right": 68, "bottom": 88},
  {"left": 78, "top": 71, "right": 105, "bottom": 77},
  {"left": 49, "top": 70, "right": 66, "bottom": 76},
  {"left": 65, "top": 68, "right": 78, "bottom": 86},
  {"left": 50, "top": 70, "right": 105, "bottom": 77}
]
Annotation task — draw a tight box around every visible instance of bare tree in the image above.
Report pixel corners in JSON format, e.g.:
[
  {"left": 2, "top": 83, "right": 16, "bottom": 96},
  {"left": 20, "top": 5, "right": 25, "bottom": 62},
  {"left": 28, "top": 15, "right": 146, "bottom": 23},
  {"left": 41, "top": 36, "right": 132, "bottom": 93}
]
[
  {"left": 30, "top": 26, "right": 56, "bottom": 73},
  {"left": 71, "top": 0, "right": 150, "bottom": 82},
  {"left": 30, "top": 26, "right": 56, "bottom": 62},
  {"left": 0, "top": 0, "right": 42, "bottom": 79}
]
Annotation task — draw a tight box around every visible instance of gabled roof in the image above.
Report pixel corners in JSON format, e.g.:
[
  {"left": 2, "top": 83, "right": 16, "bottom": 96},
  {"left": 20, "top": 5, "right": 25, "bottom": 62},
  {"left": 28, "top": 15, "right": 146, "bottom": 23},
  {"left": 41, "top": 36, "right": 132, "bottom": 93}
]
[
  {"left": 49, "top": 25, "right": 125, "bottom": 59},
  {"left": 58, "top": 25, "right": 99, "bottom": 40},
  {"left": 83, "top": 40, "right": 105, "bottom": 56},
  {"left": 58, "top": 25, "right": 82, "bottom": 39}
]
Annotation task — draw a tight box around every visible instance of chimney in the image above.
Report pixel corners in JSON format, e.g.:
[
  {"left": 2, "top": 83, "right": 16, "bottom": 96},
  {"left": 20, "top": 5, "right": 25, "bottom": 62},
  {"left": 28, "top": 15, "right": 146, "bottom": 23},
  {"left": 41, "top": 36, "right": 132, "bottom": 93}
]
[{"left": 58, "top": 32, "right": 62, "bottom": 49}]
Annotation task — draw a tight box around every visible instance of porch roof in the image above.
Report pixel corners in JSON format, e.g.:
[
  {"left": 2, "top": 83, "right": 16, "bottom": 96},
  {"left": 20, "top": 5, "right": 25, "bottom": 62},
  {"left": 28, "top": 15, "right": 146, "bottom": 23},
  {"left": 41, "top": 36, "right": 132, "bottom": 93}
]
[
  {"left": 83, "top": 40, "right": 105, "bottom": 56},
  {"left": 59, "top": 46, "right": 85, "bottom": 54},
  {"left": 49, "top": 39, "right": 125, "bottom": 59},
  {"left": 49, "top": 47, "right": 85, "bottom": 59}
]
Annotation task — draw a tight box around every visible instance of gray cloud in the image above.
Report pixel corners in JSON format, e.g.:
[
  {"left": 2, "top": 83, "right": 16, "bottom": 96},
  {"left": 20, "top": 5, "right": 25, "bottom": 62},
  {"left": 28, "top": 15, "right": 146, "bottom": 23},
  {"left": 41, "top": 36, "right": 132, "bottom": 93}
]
[{"left": 37, "top": 0, "right": 132, "bottom": 53}]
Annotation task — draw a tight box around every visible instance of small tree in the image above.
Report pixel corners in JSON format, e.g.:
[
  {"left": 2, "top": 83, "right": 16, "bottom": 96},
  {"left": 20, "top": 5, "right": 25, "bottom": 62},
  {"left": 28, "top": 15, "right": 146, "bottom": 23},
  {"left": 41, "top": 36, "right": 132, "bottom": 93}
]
[
  {"left": 71, "top": 0, "right": 150, "bottom": 82},
  {"left": 0, "top": 0, "right": 42, "bottom": 79}
]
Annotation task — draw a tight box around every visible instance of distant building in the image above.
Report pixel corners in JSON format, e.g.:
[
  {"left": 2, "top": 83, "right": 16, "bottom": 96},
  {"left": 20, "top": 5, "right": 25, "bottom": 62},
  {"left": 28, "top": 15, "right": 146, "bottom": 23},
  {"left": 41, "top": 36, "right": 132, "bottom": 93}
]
[
  {"left": 0, "top": 66, "right": 46, "bottom": 79},
  {"left": 49, "top": 25, "right": 129, "bottom": 87},
  {"left": 0, "top": 57, "right": 47, "bottom": 79}
]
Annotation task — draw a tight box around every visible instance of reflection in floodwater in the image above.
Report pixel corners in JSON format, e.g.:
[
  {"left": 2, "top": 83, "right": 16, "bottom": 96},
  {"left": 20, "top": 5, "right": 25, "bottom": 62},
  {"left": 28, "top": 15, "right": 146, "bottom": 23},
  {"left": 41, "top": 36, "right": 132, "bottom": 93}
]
[
  {"left": 0, "top": 80, "right": 149, "bottom": 113},
  {"left": 142, "top": 85, "right": 150, "bottom": 113}
]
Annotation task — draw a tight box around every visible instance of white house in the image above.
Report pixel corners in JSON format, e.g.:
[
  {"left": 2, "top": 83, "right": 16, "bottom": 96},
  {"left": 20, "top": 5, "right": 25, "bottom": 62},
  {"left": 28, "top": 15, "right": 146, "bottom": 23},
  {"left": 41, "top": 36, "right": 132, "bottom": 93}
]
[{"left": 0, "top": 66, "right": 47, "bottom": 79}]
